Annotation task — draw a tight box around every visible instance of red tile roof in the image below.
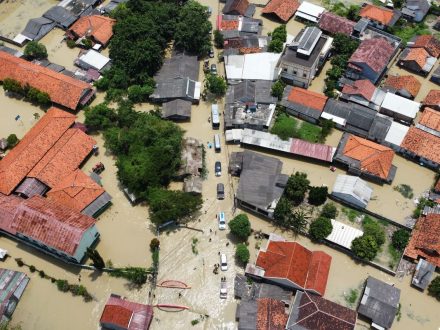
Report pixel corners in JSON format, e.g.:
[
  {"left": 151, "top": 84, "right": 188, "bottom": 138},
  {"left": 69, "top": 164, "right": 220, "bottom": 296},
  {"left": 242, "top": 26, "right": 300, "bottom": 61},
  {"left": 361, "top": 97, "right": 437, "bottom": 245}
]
[
  {"left": 68, "top": 15, "right": 115, "bottom": 46},
  {"left": 290, "top": 292, "right": 357, "bottom": 330},
  {"left": 435, "top": 178, "right": 440, "bottom": 193},
  {"left": 418, "top": 107, "right": 440, "bottom": 132},
  {"left": 342, "top": 79, "right": 376, "bottom": 101},
  {"left": 257, "top": 298, "right": 288, "bottom": 330},
  {"left": 220, "top": 19, "right": 239, "bottom": 31},
  {"left": 287, "top": 87, "right": 328, "bottom": 112},
  {"left": 401, "top": 127, "right": 440, "bottom": 164},
  {"left": 318, "top": 12, "right": 356, "bottom": 36},
  {"left": 401, "top": 48, "right": 429, "bottom": 69},
  {"left": 411, "top": 35, "right": 440, "bottom": 58},
  {"left": 343, "top": 135, "right": 395, "bottom": 180},
  {"left": 0, "top": 194, "right": 23, "bottom": 232},
  {"left": 8, "top": 195, "right": 96, "bottom": 256},
  {"left": 383, "top": 75, "right": 421, "bottom": 98},
  {"left": 256, "top": 240, "right": 331, "bottom": 296},
  {"left": 0, "top": 108, "right": 76, "bottom": 195},
  {"left": 47, "top": 169, "right": 105, "bottom": 213},
  {"left": 100, "top": 295, "right": 153, "bottom": 330},
  {"left": 262, "top": 0, "right": 300, "bottom": 22},
  {"left": 27, "top": 128, "right": 95, "bottom": 187},
  {"left": 359, "top": 4, "right": 394, "bottom": 25},
  {"left": 349, "top": 37, "right": 394, "bottom": 74},
  {"left": 423, "top": 89, "right": 440, "bottom": 107},
  {"left": 405, "top": 213, "right": 440, "bottom": 268},
  {"left": 0, "top": 51, "right": 93, "bottom": 110}
]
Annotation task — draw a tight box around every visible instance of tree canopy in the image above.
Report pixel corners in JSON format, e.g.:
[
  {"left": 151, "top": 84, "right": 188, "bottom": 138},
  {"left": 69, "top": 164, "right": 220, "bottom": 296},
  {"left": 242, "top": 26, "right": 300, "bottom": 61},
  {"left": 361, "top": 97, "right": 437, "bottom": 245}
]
[
  {"left": 271, "top": 80, "right": 285, "bottom": 100},
  {"left": 24, "top": 41, "right": 47, "bottom": 60},
  {"left": 320, "top": 203, "right": 338, "bottom": 219},
  {"left": 205, "top": 74, "right": 227, "bottom": 97},
  {"left": 309, "top": 217, "right": 333, "bottom": 241},
  {"left": 229, "top": 214, "right": 251, "bottom": 240},
  {"left": 268, "top": 25, "right": 286, "bottom": 53},
  {"left": 351, "top": 235, "right": 378, "bottom": 261},
  {"left": 285, "top": 172, "right": 310, "bottom": 205},
  {"left": 428, "top": 276, "right": 440, "bottom": 301},
  {"left": 308, "top": 186, "right": 328, "bottom": 206},
  {"left": 391, "top": 229, "right": 410, "bottom": 251},
  {"left": 235, "top": 243, "right": 250, "bottom": 264}
]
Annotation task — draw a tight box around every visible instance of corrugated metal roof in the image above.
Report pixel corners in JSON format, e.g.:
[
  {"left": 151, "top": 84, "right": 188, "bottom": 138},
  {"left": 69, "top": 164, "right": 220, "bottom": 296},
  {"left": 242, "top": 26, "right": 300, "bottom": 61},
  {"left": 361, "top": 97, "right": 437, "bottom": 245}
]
[{"left": 327, "top": 219, "right": 364, "bottom": 249}]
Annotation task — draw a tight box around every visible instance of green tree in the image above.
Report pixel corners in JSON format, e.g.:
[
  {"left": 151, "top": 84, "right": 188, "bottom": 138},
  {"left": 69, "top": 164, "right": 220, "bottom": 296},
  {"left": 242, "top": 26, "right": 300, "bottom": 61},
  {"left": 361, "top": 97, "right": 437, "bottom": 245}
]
[
  {"left": 228, "top": 214, "right": 251, "bottom": 240},
  {"left": 320, "top": 203, "right": 338, "bottom": 219},
  {"left": 86, "top": 248, "right": 105, "bottom": 269},
  {"left": 205, "top": 74, "right": 227, "bottom": 97},
  {"left": 362, "top": 217, "right": 385, "bottom": 246},
  {"left": 270, "top": 114, "right": 298, "bottom": 140},
  {"left": 320, "top": 118, "right": 334, "bottom": 142},
  {"left": 150, "top": 238, "right": 160, "bottom": 251},
  {"left": 3, "top": 78, "right": 23, "bottom": 94},
  {"left": 127, "top": 83, "right": 155, "bottom": 103},
  {"left": 148, "top": 188, "right": 202, "bottom": 226},
  {"left": 174, "top": 1, "right": 212, "bottom": 57},
  {"left": 271, "top": 25, "right": 287, "bottom": 43},
  {"left": 214, "top": 30, "right": 224, "bottom": 48},
  {"left": 235, "top": 243, "right": 250, "bottom": 264},
  {"left": 84, "top": 103, "right": 118, "bottom": 131},
  {"left": 56, "top": 279, "right": 70, "bottom": 292},
  {"left": 274, "top": 197, "right": 292, "bottom": 228},
  {"left": 333, "top": 33, "right": 359, "bottom": 55},
  {"left": 6, "top": 134, "right": 19, "bottom": 148},
  {"left": 24, "top": 41, "right": 47, "bottom": 59},
  {"left": 391, "top": 229, "right": 410, "bottom": 251},
  {"left": 285, "top": 172, "right": 310, "bottom": 205},
  {"left": 351, "top": 235, "right": 379, "bottom": 261},
  {"left": 309, "top": 217, "right": 333, "bottom": 241},
  {"left": 428, "top": 276, "right": 440, "bottom": 301},
  {"left": 289, "top": 210, "right": 309, "bottom": 235},
  {"left": 271, "top": 80, "right": 285, "bottom": 100},
  {"left": 308, "top": 186, "right": 328, "bottom": 206},
  {"left": 268, "top": 39, "right": 283, "bottom": 53}
]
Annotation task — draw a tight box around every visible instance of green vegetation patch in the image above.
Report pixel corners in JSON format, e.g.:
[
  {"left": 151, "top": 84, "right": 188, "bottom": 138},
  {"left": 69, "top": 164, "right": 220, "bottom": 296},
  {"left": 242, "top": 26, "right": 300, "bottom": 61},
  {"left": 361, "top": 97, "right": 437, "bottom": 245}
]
[
  {"left": 271, "top": 114, "right": 323, "bottom": 142},
  {"left": 393, "top": 184, "right": 414, "bottom": 199}
]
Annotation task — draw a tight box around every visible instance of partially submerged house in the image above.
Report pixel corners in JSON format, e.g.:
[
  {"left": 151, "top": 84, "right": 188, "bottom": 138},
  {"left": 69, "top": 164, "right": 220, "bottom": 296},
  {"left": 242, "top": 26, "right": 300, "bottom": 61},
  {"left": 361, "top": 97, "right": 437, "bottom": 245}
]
[
  {"left": 150, "top": 53, "right": 201, "bottom": 104},
  {"left": 0, "top": 269, "right": 29, "bottom": 324},
  {"left": 400, "top": 126, "right": 440, "bottom": 169},
  {"left": 402, "top": 0, "right": 431, "bottom": 22},
  {"left": 279, "top": 27, "right": 332, "bottom": 88},
  {"left": 358, "top": 4, "right": 400, "bottom": 29},
  {"left": 383, "top": 75, "right": 421, "bottom": 99},
  {"left": 318, "top": 12, "right": 356, "bottom": 36},
  {"left": 218, "top": 15, "right": 263, "bottom": 42},
  {"left": 177, "top": 138, "right": 203, "bottom": 178},
  {"left": 430, "top": 66, "right": 440, "bottom": 85},
  {"left": 416, "top": 107, "right": 440, "bottom": 137},
  {"left": 398, "top": 47, "right": 436, "bottom": 76},
  {"left": 231, "top": 151, "right": 288, "bottom": 219},
  {"left": 46, "top": 169, "right": 112, "bottom": 218},
  {"left": 346, "top": 37, "right": 395, "bottom": 84},
  {"left": 43, "top": 6, "right": 77, "bottom": 29},
  {"left": 333, "top": 133, "right": 397, "bottom": 183},
  {"left": 340, "top": 79, "right": 385, "bottom": 110},
  {"left": 161, "top": 99, "right": 192, "bottom": 121},
  {"left": 75, "top": 49, "right": 111, "bottom": 73},
  {"left": 224, "top": 35, "right": 270, "bottom": 56},
  {"left": 357, "top": 276, "right": 401, "bottom": 330},
  {"left": 246, "top": 235, "right": 332, "bottom": 295},
  {"left": 225, "top": 52, "right": 282, "bottom": 82},
  {"left": 286, "top": 291, "right": 357, "bottom": 330},
  {"left": 326, "top": 219, "right": 364, "bottom": 250},
  {"left": 262, "top": 0, "right": 300, "bottom": 22},
  {"left": 223, "top": 0, "right": 255, "bottom": 17},
  {"left": 379, "top": 92, "right": 420, "bottom": 124},
  {"left": 331, "top": 174, "right": 373, "bottom": 209},
  {"left": 0, "top": 51, "right": 95, "bottom": 110},
  {"left": 383, "top": 120, "right": 410, "bottom": 150},
  {"left": 100, "top": 294, "right": 154, "bottom": 330},
  {"left": 412, "top": 259, "right": 436, "bottom": 291},
  {"left": 67, "top": 15, "right": 116, "bottom": 48},
  {"left": 294, "top": 1, "right": 325, "bottom": 23},
  {"left": 423, "top": 89, "right": 440, "bottom": 111},
  {"left": 21, "top": 17, "right": 56, "bottom": 42},
  {"left": 407, "top": 35, "right": 440, "bottom": 58},
  {"left": 280, "top": 86, "right": 328, "bottom": 123}
]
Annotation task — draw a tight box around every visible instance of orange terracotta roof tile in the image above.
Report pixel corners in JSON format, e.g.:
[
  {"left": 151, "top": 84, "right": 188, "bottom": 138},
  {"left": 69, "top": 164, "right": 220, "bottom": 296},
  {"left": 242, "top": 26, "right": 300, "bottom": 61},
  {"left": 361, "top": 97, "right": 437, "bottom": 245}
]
[
  {"left": 28, "top": 128, "right": 96, "bottom": 188},
  {"left": 101, "top": 305, "right": 132, "bottom": 328},
  {"left": 423, "top": 89, "right": 440, "bottom": 107},
  {"left": 287, "top": 87, "right": 328, "bottom": 112},
  {"left": 349, "top": 37, "right": 394, "bottom": 74},
  {"left": 47, "top": 169, "right": 105, "bottom": 213},
  {"left": 0, "top": 51, "right": 93, "bottom": 110},
  {"left": 68, "top": 15, "right": 115, "bottom": 46},
  {"left": 262, "top": 0, "right": 300, "bottom": 22},
  {"left": 359, "top": 4, "right": 394, "bottom": 25},
  {"left": 257, "top": 298, "right": 288, "bottom": 330},
  {"left": 256, "top": 241, "right": 331, "bottom": 295},
  {"left": 412, "top": 35, "right": 440, "bottom": 58},
  {"left": 401, "top": 48, "right": 429, "bottom": 69},
  {"left": 221, "top": 19, "right": 239, "bottom": 31},
  {"left": 343, "top": 135, "right": 395, "bottom": 180},
  {"left": 318, "top": 12, "right": 356, "bottom": 36},
  {"left": 383, "top": 75, "right": 421, "bottom": 98},
  {"left": 239, "top": 47, "right": 262, "bottom": 54},
  {"left": 405, "top": 213, "right": 440, "bottom": 268},
  {"left": 401, "top": 127, "right": 440, "bottom": 164},
  {"left": 342, "top": 79, "right": 376, "bottom": 101},
  {"left": 9, "top": 195, "right": 96, "bottom": 256},
  {"left": 0, "top": 108, "right": 76, "bottom": 195},
  {"left": 418, "top": 107, "right": 440, "bottom": 132}
]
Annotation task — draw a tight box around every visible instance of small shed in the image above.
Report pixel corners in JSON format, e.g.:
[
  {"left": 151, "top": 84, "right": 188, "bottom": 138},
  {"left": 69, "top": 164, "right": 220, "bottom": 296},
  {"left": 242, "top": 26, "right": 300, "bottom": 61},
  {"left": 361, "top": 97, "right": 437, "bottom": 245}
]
[
  {"left": 331, "top": 174, "right": 373, "bottom": 208},
  {"left": 75, "top": 50, "right": 111, "bottom": 72},
  {"left": 412, "top": 259, "right": 435, "bottom": 291}
]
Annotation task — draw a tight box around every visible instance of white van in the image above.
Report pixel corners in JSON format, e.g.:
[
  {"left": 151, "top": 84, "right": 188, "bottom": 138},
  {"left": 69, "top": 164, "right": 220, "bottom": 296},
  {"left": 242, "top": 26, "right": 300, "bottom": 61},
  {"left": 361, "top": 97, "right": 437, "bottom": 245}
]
[
  {"left": 220, "top": 253, "right": 228, "bottom": 271},
  {"left": 218, "top": 212, "right": 226, "bottom": 230}
]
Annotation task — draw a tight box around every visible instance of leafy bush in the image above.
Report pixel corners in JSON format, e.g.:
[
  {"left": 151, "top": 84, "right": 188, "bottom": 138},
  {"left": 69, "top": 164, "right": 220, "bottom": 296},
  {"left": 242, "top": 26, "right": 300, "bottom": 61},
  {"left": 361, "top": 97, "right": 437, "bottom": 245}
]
[
  {"left": 81, "top": 38, "right": 92, "bottom": 49},
  {"left": 29, "top": 265, "right": 36, "bottom": 273},
  {"left": 270, "top": 114, "right": 298, "bottom": 140},
  {"left": 413, "top": 197, "right": 435, "bottom": 218},
  {"left": 66, "top": 39, "right": 76, "bottom": 48},
  {"left": 205, "top": 74, "right": 227, "bottom": 97},
  {"left": 351, "top": 235, "right": 379, "bottom": 261},
  {"left": 428, "top": 276, "right": 440, "bottom": 301},
  {"left": 309, "top": 217, "right": 333, "bottom": 241},
  {"left": 271, "top": 80, "right": 285, "bottom": 100},
  {"left": 308, "top": 186, "right": 328, "bottom": 206},
  {"left": 391, "top": 229, "right": 410, "bottom": 251},
  {"left": 150, "top": 238, "right": 160, "bottom": 251},
  {"left": 393, "top": 184, "right": 414, "bottom": 199},
  {"left": 228, "top": 214, "right": 251, "bottom": 240},
  {"left": 236, "top": 243, "right": 250, "bottom": 264},
  {"left": 127, "top": 82, "right": 155, "bottom": 103},
  {"left": 6, "top": 134, "right": 19, "bottom": 148},
  {"left": 285, "top": 172, "right": 310, "bottom": 205},
  {"left": 3, "top": 78, "right": 23, "bottom": 94},
  {"left": 39, "top": 270, "right": 45, "bottom": 278},
  {"left": 56, "top": 279, "right": 70, "bottom": 292},
  {"left": 320, "top": 203, "right": 338, "bottom": 219},
  {"left": 268, "top": 25, "right": 286, "bottom": 53},
  {"left": 214, "top": 30, "right": 224, "bottom": 48},
  {"left": 362, "top": 217, "right": 385, "bottom": 247},
  {"left": 24, "top": 41, "right": 47, "bottom": 59},
  {"left": 109, "top": 267, "right": 149, "bottom": 285}
]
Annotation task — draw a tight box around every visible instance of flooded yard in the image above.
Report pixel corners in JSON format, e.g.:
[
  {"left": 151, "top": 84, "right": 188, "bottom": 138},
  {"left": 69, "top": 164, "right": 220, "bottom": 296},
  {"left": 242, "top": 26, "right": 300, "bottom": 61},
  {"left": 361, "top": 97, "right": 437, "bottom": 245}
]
[{"left": 39, "top": 29, "right": 80, "bottom": 70}]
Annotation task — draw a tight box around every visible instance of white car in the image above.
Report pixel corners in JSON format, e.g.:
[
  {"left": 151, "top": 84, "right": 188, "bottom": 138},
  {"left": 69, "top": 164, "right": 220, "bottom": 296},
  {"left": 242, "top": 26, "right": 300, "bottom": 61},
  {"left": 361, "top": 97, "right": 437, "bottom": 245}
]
[
  {"left": 218, "top": 212, "right": 226, "bottom": 230},
  {"left": 220, "top": 253, "right": 228, "bottom": 271}
]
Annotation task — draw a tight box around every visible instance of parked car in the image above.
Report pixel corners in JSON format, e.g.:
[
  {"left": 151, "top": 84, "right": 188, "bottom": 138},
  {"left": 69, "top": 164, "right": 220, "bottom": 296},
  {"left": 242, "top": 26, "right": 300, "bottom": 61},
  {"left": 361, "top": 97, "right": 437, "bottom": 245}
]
[
  {"left": 218, "top": 212, "right": 226, "bottom": 230},
  {"left": 215, "top": 161, "right": 222, "bottom": 176},
  {"left": 209, "top": 49, "right": 215, "bottom": 58},
  {"left": 210, "top": 64, "right": 217, "bottom": 75},
  {"left": 207, "top": 6, "right": 212, "bottom": 15},
  {"left": 220, "top": 253, "right": 228, "bottom": 271},
  {"left": 217, "top": 183, "right": 225, "bottom": 199}
]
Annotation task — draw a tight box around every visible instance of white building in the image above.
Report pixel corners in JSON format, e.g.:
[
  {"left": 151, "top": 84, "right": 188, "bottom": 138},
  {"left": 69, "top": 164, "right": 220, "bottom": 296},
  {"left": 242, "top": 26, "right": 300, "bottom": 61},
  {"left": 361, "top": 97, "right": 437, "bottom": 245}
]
[
  {"left": 384, "top": 121, "right": 410, "bottom": 150},
  {"left": 224, "top": 52, "right": 282, "bottom": 81},
  {"left": 326, "top": 219, "right": 364, "bottom": 249},
  {"left": 294, "top": 1, "right": 325, "bottom": 23},
  {"left": 380, "top": 92, "right": 420, "bottom": 124},
  {"left": 76, "top": 50, "right": 111, "bottom": 72},
  {"left": 331, "top": 174, "right": 373, "bottom": 208}
]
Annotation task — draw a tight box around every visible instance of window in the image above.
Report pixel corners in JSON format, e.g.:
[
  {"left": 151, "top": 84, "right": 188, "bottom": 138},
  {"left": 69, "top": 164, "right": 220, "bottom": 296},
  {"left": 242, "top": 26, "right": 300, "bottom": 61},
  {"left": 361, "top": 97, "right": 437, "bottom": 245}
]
[
  {"left": 293, "top": 70, "right": 297, "bottom": 75},
  {"left": 303, "top": 73, "right": 307, "bottom": 78}
]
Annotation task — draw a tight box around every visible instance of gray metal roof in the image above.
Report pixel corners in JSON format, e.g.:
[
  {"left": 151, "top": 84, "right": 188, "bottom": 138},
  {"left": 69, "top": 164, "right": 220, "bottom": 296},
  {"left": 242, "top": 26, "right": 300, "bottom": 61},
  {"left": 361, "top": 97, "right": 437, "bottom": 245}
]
[
  {"left": 226, "top": 80, "right": 277, "bottom": 105},
  {"left": 358, "top": 276, "right": 401, "bottom": 329},
  {"left": 162, "top": 99, "right": 192, "bottom": 120},
  {"left": 15, "top": 178, "right": 48, "bottom": 198},
  {"left": 368, "top": 115, "right": 392, "bottom": 142},
  {"left": 21, "top": 17, "right": 55, "bottom": 41},
  {"left": 82, "top": 191, "right": 112, "bottom": 217},
  {"left": 152, "top": 78, "right": 197, "bottom": 100},
  {"left": 412, "top": 259, "right": 435, "bottom": 290},
  {"left": 281, "top": 31, "right": 327, "bottom": 68},
  {"left": 43, "top": 6, "right": 77, "bottom": 28}
]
